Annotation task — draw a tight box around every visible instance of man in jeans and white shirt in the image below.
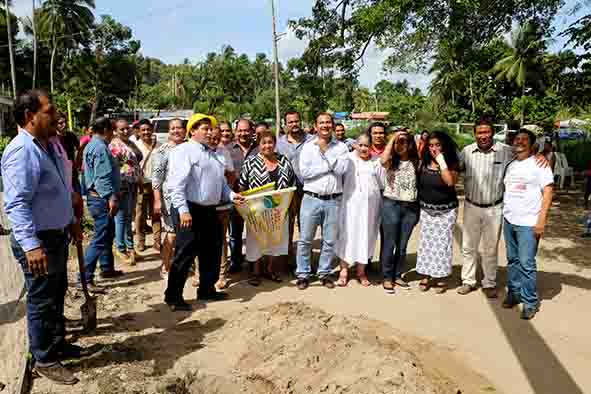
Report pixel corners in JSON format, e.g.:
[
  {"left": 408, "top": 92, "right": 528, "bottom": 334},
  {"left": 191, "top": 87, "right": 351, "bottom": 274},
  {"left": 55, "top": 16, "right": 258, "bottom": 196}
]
[
  {"left": 457, "top": 118, "right": 546, "bottom": 298},
  {"left": 502, "top": 129, "right": 553, "bottom": 320},
  {"left": 296, "top": 113, "right": 349, "bottom": 290}
]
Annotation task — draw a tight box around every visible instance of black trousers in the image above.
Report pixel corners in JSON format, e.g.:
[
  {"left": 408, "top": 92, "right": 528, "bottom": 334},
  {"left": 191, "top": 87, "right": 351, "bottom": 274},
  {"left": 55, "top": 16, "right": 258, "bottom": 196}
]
[{"left": 164, "top": 202, "right": 223, "bottom": 303}]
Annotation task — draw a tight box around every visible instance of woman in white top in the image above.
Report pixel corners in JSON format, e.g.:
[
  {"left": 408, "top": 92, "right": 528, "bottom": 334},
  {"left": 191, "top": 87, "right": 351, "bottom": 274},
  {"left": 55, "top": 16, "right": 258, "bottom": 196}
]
[
  {"left": 379, "top": 131, "right": 420, "bottom": 293},
  {"left": 336, "top": 133, "right": 384, "bottom": 287}
]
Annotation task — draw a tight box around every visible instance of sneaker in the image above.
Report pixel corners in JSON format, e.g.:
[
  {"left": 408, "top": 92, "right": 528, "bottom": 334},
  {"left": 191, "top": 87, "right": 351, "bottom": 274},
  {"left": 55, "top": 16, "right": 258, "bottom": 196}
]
[
  {"left": 394, "top": 278, "right": 410, "bottom": 289},
  {"left": 100, "top": 270, "right": 124, "bottom": 279},
  {"left": 521, "top": 307, "right": 537, "bottom": 320},
  {"left": 34, "top": 362, "right": 79, "bottom": 385},
  {"left": 457, "top": 284, "right": 477, "bottom": 295},
  {"left": 321, "top": 278, "right": 335, "bottom": 289},
  {"left": 482, "top": 287, "right": 498, "bottom": 299},
  {"left": 502, "top": 293, "right": 520, "bottom": 309},
  {"left": 296, "top": 278, "right": 309, "bottom": 290},
  {"left": 382, "top": 280, "right": 395, "bottom": 294}
]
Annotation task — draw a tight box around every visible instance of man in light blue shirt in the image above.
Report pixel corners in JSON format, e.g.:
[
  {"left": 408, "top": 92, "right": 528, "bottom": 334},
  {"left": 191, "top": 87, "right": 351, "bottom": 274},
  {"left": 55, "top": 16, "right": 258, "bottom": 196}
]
[
  {"left": 2, "top": 90, "right": 82, "bottom": 385},
  {"left": 164, "top": 114, "right": 244, "bottom": 311},
  {"left": 81, "top": 116, "right": 123, "bottom": 286},
  {"left": 296, "top": 113, "right": 350, "bottom": 290},
  {"left": 276, "top": 111, "right": 313, "bottom": 264}
]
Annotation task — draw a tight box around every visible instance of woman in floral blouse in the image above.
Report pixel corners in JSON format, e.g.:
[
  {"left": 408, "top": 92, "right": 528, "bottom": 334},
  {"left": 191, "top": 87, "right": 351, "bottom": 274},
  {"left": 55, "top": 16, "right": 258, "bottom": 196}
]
[
  {"left": 152, "top": 119, "right": 186, "bottom": 278},
  {"left": 109, "top": 119, "right": 143, "bottom": 265}
]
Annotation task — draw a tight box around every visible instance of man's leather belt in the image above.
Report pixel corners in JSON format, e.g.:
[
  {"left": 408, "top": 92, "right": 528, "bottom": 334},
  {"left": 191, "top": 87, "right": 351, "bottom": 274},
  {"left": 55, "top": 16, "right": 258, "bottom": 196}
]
[
  {"left": 304, "top": 191, "right": 342, "bottom": 200},
  {"left": 466, "top": 197, "right": 503, "bottom": 208}
]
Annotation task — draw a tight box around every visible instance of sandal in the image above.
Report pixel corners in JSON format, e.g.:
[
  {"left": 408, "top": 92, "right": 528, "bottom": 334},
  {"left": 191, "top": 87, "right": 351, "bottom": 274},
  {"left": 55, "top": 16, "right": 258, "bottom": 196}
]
[
  {"left": 337, "top": 270, "right": 348, "bottom": 287},
  {"left": 248, "top": 275, "right": 261, "bottom": 287},
  {"left": 358, "top": 276, "right": 371, "bottom": 287},
  {"left": 419, "top": 279, "right": 430, "bottom": 292},
  {"left": 263, "top": 271, "right": 283, "bottom": 283},
  {"left": 434, "top": 282, "right": 447, "bottom": 294}
]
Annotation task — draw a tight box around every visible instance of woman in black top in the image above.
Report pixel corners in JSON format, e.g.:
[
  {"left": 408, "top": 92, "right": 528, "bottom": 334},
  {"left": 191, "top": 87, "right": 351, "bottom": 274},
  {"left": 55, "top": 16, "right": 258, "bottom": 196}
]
[
  {"left": 239, "top": 130, "right": 296, "bottom": 285},
  {"left": 415, "top": 131, "right": 459, "bottom": 294}
]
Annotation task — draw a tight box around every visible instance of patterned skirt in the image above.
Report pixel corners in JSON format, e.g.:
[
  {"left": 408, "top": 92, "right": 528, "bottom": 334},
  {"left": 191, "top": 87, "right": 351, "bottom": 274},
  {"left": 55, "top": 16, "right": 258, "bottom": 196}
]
[{"left": 416, "top": 207, "right": 457, "bottom": 278}]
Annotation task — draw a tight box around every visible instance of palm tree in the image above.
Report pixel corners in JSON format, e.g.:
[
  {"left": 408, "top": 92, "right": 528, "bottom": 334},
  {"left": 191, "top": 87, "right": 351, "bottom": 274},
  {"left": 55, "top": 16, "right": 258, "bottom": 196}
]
[
  {"left": 3, "top": 0, "right": 16, "bottom": 97},
  {"left": 493, "top": 21, "right": 547, "bottom": 98},
  {"left": 38, "top": 0, "right": 95, "bottom": 93}
]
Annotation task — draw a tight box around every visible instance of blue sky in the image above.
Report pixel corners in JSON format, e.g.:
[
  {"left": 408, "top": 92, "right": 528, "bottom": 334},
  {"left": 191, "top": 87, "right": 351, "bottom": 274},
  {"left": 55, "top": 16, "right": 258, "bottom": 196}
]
[{"left": 12, "top": 0, "right": 588, "bottom": 91}]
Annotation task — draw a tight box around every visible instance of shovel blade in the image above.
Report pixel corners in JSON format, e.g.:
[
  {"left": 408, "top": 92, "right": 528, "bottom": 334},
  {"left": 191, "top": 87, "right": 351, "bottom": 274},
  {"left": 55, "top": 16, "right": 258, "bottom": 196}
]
[{"left": 80, "top": 297, "right": 97, "bottom": 331}]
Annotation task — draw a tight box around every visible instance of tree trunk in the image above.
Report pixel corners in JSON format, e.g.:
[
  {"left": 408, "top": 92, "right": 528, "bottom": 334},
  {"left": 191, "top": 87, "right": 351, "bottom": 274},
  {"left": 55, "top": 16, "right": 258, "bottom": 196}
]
[
  {"left": 469, "top": 74, "right": 476, "bottom": 114},
  {"left": 31, "top": 0, "right": 37, "bottom": 89},
  {"left": 89, "top": 86, "right": 99, "bottom": 126},
  {"left": 520, "top": 84, "right": 526, "bottom": 126},
  {"left": 5, "top": 0, "right": 16, "bottom": 98},
  {"left": 50, "top": 34, "right": 58, "bottom": 94}
]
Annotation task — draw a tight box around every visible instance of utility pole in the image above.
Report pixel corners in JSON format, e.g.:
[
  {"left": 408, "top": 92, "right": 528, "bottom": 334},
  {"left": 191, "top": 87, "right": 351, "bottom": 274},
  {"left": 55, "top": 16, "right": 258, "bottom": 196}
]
[
  {"left": 271, "top": 0, "right": 281, "bottom": 138},
  {"left": 32, "top": 0, "right": 37, "bottom": 88},
  {"left": 4, "top": 0, "right": 16, "bottom": 98}
]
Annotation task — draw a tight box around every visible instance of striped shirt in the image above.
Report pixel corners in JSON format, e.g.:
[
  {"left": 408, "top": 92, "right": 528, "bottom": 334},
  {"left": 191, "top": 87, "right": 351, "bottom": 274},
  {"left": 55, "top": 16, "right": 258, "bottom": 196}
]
[{"left": 459, "top": 142, "right": 513, "bottom": 205}]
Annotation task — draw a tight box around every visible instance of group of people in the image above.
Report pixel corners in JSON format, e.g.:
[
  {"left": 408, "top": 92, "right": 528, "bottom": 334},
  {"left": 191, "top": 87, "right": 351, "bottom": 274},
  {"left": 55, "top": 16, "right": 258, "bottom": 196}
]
[{"left": 2, "top": 89, "right": 554, "bottom": 385}]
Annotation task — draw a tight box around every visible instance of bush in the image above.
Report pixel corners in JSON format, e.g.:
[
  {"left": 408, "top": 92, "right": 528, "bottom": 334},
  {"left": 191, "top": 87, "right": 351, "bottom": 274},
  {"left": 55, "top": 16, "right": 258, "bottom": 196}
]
[
  {"left": 561, "top": 140, "right": 591, "bottom": 171},
  {"left": 0, "top": 135, "right": 12, "bottom": 159}
]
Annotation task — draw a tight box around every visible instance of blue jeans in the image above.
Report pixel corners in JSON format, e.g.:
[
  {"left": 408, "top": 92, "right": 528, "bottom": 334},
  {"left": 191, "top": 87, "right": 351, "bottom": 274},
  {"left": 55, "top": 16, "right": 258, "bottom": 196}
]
[
  {"left": 10, "top": 232, "right": 68, "bottom": 366},
  {"left": 84, "top": 195, "right": 116, "bottom": 282},
  {"left": 229, "top": 207, "right": 244, "bottom": 269},
  {"left": 296, "top": 194, "right": 339, "bottom": 280},
  {"left": 380, "top": 198, "right": 419, "bottom": 280},
  {"left": 114, "top": 186, "right": 137, "bottom": 251},
  {"left": 503, "top": 219, "right": 539, "bottom": 310}
]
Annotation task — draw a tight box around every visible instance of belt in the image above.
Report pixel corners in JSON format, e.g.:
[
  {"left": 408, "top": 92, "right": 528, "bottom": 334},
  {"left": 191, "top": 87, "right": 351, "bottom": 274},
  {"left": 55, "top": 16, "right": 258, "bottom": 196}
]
[
  {"left": 466, "top": 197, "right": 503, "bottom": 208},
  {"left": 304, "top": 191, "right": 342, "bottom": 200},
  {"left": 37, "top": 228, "right": 68, "bottom": 237}
]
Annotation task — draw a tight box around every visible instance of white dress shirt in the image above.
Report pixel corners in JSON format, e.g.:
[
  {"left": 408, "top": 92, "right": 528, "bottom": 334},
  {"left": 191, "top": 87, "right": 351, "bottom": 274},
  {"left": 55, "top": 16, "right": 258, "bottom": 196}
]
[
  {"left": 298, "top": 137, "right": 350, "bottom": 195},
  {"left": 168, "top": 140, "right": 235, "bottom": 214}
]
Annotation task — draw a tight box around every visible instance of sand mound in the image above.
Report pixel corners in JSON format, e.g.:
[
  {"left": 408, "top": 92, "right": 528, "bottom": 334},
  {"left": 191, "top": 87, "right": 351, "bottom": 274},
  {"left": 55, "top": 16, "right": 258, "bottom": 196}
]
[{"left": 181, "top": 302, "right": 458, "bottom": 394}]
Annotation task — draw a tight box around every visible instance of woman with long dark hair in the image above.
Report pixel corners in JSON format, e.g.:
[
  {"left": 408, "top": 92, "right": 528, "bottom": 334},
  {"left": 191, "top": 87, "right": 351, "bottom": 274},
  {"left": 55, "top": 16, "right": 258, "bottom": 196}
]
[
  {"left": 379, "top": 130, "right": 420, "bottom": 293},
  {"left": 416, "top": 131, "right": 459, "bottom": 294}
]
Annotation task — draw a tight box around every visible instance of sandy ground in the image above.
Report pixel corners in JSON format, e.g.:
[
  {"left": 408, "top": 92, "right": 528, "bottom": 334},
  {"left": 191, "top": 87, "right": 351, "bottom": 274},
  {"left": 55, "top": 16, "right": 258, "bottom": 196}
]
[{"left": 15, "top": 187, "right": 591, "bottom": 394}]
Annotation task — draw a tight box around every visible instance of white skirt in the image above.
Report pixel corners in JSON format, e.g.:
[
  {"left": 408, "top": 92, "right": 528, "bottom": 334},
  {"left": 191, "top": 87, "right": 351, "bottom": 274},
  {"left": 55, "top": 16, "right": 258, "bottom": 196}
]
[{"left": 245, "top": 214, "right": 290, "bottom": 262}]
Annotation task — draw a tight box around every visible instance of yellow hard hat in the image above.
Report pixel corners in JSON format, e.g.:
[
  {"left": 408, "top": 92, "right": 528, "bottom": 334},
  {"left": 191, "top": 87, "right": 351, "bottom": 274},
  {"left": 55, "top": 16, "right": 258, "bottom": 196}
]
[{"left": 186, "top": 113, "right": 218, "bottom": 138}]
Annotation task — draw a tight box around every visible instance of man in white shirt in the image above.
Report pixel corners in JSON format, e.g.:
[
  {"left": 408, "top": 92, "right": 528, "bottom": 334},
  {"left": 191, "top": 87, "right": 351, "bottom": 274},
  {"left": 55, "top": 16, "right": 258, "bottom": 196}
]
[
  {"left": 134, "top": 119, "right": 161, "bottom": 252},
  {"left": 296, "top": 113, "right": 350, "bottom": 290},
  {"left": 502, "top": 129, "right": 554, "bottom": 320},
  {"left": 164, "top": 114, "right": 244, "bottom": 311}
]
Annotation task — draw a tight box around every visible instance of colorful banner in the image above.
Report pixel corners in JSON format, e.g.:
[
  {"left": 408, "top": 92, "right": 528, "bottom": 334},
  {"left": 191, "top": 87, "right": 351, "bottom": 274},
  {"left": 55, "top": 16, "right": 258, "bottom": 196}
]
[{"left": 235, "top": 185, "right": 296, "bottom": 249}]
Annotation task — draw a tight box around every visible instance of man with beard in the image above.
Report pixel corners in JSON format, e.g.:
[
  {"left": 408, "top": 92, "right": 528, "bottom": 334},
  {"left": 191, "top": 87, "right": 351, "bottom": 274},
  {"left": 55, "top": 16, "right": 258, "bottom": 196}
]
[
  {"left": 3, "top": 90, "right": 85, "bottom": 385},
  {"left": 457, "top": 118, "right": 547, "bottom": 298},
  {"left": 276, "top": 111, "right": 314, "bottom": 265}
]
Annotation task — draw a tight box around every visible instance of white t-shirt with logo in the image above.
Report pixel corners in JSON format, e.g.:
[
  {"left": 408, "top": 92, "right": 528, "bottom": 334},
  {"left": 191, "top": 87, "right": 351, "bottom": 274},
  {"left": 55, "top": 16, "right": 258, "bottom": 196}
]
[{"left": 503, "top": 156, "right": 554, "bottom": 226}]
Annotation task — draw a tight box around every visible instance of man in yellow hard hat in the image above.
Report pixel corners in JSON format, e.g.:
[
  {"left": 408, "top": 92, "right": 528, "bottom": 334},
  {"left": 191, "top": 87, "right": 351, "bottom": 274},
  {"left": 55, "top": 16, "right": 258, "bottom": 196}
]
[{"left": 164, "top": 114, "right": 244, "bottom": 311}]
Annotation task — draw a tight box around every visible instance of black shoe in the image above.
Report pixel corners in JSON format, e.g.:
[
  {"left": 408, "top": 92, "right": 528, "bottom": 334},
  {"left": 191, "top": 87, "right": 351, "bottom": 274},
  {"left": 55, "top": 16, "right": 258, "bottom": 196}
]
[
  {"left": 167, "top": 300, "right": 192, "bottom": 312},
  {"left": 321, "top": 278, "right": 335, "bottom": 289},
  {"left": 502, "top": 293, "right": 520, "bottom": 309},
  {"left": 34, "top": 362, "right": 79, "bottom": 385},
  {"left": 198, "top": 291, "right": 228, "bottom": 302},
  {"left": 521, "top": 307, "right": 537, "bottom": 320},
  {"left": 100, "top": 270, "right": 124, "bottom": 279},
  {"left": 58, "top": 344, "right": 93, "bottom": 360},
  {"left": 296, "top": 278, "right": 309, "bottom": 290}
]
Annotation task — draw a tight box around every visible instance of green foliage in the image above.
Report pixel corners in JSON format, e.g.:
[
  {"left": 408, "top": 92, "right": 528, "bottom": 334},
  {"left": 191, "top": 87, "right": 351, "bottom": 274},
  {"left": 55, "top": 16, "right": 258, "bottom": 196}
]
[
  {"left": 561, "top": 140, "right": 591, "bottom": 171},
  {"left": 0, "top": 135, "right": 12, "bottom": 158}
]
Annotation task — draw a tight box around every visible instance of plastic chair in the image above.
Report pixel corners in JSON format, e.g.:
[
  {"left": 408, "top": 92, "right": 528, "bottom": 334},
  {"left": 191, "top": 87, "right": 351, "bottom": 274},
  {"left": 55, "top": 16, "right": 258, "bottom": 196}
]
[{"left": 554, "top": 152, "right": 574, "bottom": 189}]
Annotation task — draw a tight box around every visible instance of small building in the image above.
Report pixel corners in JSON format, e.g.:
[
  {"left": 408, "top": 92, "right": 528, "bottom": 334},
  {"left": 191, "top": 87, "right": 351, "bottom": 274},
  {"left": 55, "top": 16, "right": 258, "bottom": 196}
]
[{"left": 350, "top": 112, "right": 390, "bottom": 121}]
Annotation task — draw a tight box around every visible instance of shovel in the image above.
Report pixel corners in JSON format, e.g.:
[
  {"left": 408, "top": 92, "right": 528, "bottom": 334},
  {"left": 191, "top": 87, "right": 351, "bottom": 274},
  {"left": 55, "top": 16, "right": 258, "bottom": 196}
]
[{"left": 75, "top": 241, "right": 97, "bottom": 331}]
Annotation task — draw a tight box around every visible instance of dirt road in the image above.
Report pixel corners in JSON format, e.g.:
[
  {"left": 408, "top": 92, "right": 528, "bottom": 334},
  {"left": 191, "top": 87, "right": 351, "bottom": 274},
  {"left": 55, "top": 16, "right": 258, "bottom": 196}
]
[{"left": 29, "top": 192, "right": 591, "bottom": 394}]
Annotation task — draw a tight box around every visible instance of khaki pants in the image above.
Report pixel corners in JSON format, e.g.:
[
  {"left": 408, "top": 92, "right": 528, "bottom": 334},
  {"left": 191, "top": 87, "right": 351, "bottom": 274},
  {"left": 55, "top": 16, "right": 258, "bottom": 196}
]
[
  {"left": 135, "top": 183, "right": 161, "bottom": 249},
  {"left": 461, "top": 201, "right": 503, "bottom": 288}
]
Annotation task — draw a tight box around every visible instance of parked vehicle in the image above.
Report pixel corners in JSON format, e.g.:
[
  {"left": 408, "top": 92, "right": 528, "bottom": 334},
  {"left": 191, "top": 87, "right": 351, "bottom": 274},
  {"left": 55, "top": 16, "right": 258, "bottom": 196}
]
[{"left": 150, "top": 117, "right": 188, "bottom": 144}]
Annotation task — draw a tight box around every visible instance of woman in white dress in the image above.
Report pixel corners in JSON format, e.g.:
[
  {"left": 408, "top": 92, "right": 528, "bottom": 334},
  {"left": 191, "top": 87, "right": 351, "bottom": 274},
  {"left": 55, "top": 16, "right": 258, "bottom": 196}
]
[{"left": 336, "top": 133, "right": 384, "bottom": 287}]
